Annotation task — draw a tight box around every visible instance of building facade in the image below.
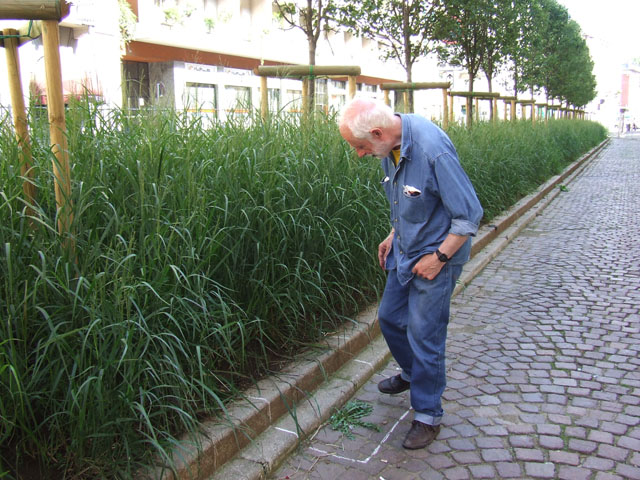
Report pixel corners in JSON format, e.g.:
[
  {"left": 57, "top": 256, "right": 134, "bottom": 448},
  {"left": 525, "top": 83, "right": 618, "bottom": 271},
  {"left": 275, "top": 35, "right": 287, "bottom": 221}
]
[{"left": 1, "top": 0, "right": 423, "bottom": 122}]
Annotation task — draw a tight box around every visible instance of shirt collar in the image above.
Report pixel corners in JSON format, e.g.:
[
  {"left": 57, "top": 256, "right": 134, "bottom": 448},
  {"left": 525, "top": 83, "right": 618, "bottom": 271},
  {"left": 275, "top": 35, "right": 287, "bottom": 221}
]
[{"left": 397, "top": 113, "right": 412, "bottom": 160}]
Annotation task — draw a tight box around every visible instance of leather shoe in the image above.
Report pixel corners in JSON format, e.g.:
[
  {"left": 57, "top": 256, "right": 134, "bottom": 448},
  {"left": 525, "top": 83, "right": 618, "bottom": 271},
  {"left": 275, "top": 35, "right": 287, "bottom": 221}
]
[
  {"left": 377, "top": 374, "right": 410, "bottom": 394},
  {"left": 402, "top": 421, "right": 441, "bottom": 449}
]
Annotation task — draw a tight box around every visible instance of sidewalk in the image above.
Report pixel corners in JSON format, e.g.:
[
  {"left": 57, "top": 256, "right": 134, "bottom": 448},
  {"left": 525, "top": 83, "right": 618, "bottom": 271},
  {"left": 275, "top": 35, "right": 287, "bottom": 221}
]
[{"left": 268, "top": 136, "right": 640, "bottom": 480}]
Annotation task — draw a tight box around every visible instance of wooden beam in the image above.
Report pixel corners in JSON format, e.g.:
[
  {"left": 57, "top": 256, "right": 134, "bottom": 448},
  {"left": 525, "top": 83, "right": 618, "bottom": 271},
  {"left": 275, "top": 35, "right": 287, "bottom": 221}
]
[
  {"left": 0, "top": 0, "right": 70, "bottom": 20},
  {"left": 380, "top": 82, "right": 451, "bottom": 90},
  {"left": 254, "top": 65, "right": 361, "bottom": 78},
  {"left": 450, "top": 91, "right": 500, "bottom": 98}
]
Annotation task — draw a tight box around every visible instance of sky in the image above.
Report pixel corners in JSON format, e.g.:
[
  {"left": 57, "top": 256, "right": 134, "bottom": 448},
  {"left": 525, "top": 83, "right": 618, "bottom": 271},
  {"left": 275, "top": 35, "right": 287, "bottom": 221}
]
[{"left": 556, "top": 0, "right": 640, "bottom": 95}]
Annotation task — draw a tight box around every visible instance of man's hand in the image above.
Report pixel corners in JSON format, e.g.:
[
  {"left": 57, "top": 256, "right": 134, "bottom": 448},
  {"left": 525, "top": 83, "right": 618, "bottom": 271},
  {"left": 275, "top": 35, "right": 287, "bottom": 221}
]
[
  {"left": 412, "top": 253, "right": 444, "bottom": 280},
  {"left": 378, "top": 230, "right": 394, "bottom": 269}
]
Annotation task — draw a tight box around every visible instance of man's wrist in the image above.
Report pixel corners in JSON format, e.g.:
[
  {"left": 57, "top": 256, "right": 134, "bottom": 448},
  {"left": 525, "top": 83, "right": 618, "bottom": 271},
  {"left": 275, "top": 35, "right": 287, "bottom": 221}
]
[{"left": 435, "top": 248, "right": 451, "bottom": 263}]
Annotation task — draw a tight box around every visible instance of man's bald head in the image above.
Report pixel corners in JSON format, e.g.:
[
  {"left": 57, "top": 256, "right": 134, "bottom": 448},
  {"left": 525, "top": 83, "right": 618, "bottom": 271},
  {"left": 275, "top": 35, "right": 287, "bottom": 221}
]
[
  {"left": 337, "top": 98, "right": 402, "bottom": 158},
  {"left": 338, "top": 98, "right": 396, "bottom": 140}
]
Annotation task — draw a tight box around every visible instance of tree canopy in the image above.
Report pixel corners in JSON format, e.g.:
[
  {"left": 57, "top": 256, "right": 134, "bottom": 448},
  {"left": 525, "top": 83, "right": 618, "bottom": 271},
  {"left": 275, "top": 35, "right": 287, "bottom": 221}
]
[
  {"left": 331, "top": 0, "right": 443, "bottom": 111},
  {"left": 432, "top": 0, "right": 596, "bottom": 123},
  {"left": 281, "top": 0, "right": 598, "bottom": 116}
]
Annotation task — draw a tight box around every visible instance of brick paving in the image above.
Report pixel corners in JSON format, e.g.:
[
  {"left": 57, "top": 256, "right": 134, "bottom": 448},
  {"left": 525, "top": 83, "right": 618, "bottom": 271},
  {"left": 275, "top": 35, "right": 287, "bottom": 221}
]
[{"left": 271, "top": 136, "right": 640, "bottom": 480}]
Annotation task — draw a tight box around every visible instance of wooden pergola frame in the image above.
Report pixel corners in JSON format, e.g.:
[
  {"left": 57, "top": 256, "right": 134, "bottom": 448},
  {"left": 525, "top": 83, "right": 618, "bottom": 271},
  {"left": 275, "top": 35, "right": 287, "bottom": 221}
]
[
  {"left": 1, "top": 0, "right": 74, "bottom": 253},
  {"left": 449, "top": 91, "right": 500, "bottom": 127},
  {"left": 380, "top": 82, "right": 451, "bottom": 129},
  {"left": 517, "top": 99, "right": 536, "bottom": 122},
  {"left": 253, "top": 64, "right": 361, "bottom": 119},
  {"left": 500, "top": 96, "right": 518, "bottom": 121}
]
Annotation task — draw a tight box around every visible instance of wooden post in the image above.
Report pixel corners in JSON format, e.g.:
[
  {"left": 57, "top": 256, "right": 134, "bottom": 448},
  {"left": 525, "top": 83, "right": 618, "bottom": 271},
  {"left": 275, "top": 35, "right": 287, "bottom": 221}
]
[
  {"left": 347, "top": 75, "right": 356, "bottom": 99},
  {"left": 531, "top": 103, "right": 536, "bottom": 123},
  {"left": 4, "top": 28, "right": 37, "bottom": 217},
  {"left": 449, "top": 94, "right": 454, "bottom": 125},
  {"left": 442, "top": 88, "right": 448, "bottom": 130},
  {"left": 42, "top": 19, "right": 74, "bottom": 252},
  {"left": 383, "top": 89, "right": 390, "bottom": 107},
  {"left": 493, "top": 97, "right": 498, "bottom": 123},
  {"left": 402, "top": 91, "right": 409, "bottom": 113},
  {"left": 531, "top": 103, "right": 536, "bottom": 124},
  {"left": 474, "top": 98, "right": 479, "bottom": 123},
  {"left": 301, "top": 77, "right": 308, "bottom": 116},
  {"left": 260, "top": 75, "right": 268, "bottom": 120}
]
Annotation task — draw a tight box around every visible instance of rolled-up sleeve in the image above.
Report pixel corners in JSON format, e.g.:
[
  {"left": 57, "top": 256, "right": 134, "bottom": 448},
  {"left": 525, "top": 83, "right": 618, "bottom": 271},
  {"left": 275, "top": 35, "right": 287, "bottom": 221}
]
[{"left": 433, "top": 152, "right": 483, "bottom": 237}]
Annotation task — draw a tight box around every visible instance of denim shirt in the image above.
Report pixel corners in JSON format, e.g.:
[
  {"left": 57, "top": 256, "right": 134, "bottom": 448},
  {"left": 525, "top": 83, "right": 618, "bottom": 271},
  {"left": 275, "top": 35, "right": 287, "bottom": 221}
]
[{"left": 381, "top": 114, "right": 483, "bottom": 285}]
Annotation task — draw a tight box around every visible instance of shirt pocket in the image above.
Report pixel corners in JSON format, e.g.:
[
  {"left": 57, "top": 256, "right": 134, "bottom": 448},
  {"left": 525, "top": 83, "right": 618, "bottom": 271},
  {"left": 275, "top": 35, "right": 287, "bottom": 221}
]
[
  {"left": 400, "top": 185, "right": 426, "bottom": 223},
  {"left": 380, "top": 175, "right": 392, "bottom": 198}
]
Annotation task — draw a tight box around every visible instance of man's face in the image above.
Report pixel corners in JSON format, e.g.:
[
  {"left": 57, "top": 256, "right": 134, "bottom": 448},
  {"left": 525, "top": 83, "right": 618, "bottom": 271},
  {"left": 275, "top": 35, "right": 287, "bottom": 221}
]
[{"left": 340, "top": 125, "right": 391, "bottom": 159}]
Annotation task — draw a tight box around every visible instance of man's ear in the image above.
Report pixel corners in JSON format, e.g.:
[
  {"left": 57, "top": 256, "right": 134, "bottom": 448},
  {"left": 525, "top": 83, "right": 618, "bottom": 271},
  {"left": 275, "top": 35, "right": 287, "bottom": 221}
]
[{"left": 370, "top": 128, "right": 383, "bottom": 139}]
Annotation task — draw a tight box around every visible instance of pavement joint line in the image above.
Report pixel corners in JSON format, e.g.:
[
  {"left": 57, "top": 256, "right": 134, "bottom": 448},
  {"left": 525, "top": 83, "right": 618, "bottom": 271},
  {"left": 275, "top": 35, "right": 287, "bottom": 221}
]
[
  {"left": 274, "top": 427, "right": 299, "bottom": 437},
  {"left": 353, "top": 359, "right": 373, "bottom": 365},
  {"left": 150, "top": 138, "right": 609, "bottom": 480},
  {"left": 308, "top": 408, "right": 412, "bottom": 465}
]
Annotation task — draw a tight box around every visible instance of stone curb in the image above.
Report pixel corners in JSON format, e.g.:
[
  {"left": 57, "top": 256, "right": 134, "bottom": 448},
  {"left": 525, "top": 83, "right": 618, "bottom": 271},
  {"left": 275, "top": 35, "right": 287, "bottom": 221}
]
[{"left": 151, "top": 138, "right": 609, "bottom": 480}]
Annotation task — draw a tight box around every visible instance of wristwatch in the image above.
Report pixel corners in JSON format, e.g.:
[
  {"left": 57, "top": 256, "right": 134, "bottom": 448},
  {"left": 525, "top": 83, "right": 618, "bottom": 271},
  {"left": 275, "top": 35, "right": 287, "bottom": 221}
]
[{"left": 435, "top": 249, "right": 450, "bottom": 263}]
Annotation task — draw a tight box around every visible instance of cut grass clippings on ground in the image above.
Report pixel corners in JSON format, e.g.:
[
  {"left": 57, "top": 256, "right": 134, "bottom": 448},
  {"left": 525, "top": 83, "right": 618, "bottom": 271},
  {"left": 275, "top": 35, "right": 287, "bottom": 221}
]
[{"left": 329, "top": 400, "right": 381, "bottom": 440}]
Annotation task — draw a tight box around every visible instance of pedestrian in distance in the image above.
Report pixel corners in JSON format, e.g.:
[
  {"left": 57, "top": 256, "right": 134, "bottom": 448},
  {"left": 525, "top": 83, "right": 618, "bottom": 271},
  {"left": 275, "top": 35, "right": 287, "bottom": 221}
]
[{"left": 338, "top": 98, "right": 483, "bottom": 449}]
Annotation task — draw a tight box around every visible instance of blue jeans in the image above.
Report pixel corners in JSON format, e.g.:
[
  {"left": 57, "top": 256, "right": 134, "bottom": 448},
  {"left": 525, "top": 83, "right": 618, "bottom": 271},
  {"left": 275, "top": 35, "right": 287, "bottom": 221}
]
[{"left": 378, "top": 264, "right": 462, "bottom": 426}]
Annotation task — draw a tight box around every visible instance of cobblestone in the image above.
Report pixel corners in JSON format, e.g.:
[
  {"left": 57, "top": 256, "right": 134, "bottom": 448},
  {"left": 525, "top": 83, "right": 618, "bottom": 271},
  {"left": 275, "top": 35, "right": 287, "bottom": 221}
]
[{"left": 271, "top": 138, "right": 640, "bottom": 479}]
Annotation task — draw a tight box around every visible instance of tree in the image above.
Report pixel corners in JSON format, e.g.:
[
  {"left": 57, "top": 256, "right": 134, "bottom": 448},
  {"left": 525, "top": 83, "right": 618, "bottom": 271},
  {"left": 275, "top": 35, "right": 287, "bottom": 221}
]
[
  {"left": 333, "top": 0, "right": 443, "bottom": 112},
  {"left": 480, "top": 0, "right": 529, "bottom": 118},
  {"left": 435, "top": 0, "right": 495, "bottom": 126},
  {"left": 273, "top": 0, "right": 334, "bottom": 112},
  {"left": 502, "top": 0, "right": 545, "bottom": 98}
]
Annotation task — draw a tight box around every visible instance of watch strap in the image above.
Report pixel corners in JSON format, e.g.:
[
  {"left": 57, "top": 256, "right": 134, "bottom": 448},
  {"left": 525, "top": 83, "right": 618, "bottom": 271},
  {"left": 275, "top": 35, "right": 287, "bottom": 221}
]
[{"left": 436, "top": 248, "right": 450, "bottom": 262}]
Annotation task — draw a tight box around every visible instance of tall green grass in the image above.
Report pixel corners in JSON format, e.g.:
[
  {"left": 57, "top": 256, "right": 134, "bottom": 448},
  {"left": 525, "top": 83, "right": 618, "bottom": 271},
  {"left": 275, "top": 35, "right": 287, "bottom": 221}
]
[
  {"left": 0, "top": 103, "right": 606, "bottom": 478},
  {"left": 449, "top": 119, "right": 607, "bottom": 219}
]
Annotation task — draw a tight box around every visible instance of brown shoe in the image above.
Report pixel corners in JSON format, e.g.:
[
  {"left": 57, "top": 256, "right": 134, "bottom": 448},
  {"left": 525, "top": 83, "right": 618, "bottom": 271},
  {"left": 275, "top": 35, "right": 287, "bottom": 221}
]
[
  {"left": 377, "top": 374, "right": 410, "bottom": 394},
  {"left": 402, "top": 421, "right": 441, "bottom": 449}
]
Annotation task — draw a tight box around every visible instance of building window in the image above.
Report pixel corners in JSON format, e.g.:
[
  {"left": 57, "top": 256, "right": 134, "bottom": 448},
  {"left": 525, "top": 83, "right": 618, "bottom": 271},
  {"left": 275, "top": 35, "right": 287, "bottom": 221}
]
[
  {"left": 285, "top": 89, "right": 302, "bottom": 113},
  {"left": 268, "top": 88, "right": 281, "bottom": 113},
  {"left": 315, "top": 78, "right": 328, "bottom": 113},
  {"left": 224, "top": 85, "right": 252, "bottom": 118},
  {"left": 185, "top": 82, "right": 218, "bottom": 126}
]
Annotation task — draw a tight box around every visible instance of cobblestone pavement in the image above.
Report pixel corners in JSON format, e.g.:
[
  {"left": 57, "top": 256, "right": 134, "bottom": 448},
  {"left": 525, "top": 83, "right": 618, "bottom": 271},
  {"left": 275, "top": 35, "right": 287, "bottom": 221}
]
[{"left": 271, "top": 136, "right": 640, "bottom": 480}]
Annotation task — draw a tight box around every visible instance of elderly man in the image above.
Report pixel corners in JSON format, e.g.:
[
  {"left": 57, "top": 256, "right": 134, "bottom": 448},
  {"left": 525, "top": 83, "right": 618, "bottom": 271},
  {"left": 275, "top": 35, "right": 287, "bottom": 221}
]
[{"left": 338, "top": 98, "right": 483, "bottom": 449}]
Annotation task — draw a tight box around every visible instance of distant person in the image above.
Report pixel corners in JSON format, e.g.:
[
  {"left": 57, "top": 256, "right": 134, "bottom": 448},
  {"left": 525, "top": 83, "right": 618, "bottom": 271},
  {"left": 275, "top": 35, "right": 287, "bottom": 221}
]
[{"left": 338, "top": 99, "right": 483, "bottom": 449}]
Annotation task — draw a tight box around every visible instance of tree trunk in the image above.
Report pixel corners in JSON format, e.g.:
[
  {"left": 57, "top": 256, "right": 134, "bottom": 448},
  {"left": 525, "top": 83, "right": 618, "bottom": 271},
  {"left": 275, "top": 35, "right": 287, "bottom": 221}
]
[
  {"left": 402, "top": 0, "right": 413, "bottom": 113},
  {"left": 467, "top": 67, "right": 474, "bottom": 127},
  {"left": 308, "top": 38, "right": 316, "bottom": 114},
  {"left": 487, "top": 73, "right": 494, "bottom": 120},
  {"left": 305, "top": 0, "right": 316, "bottom": 115}
]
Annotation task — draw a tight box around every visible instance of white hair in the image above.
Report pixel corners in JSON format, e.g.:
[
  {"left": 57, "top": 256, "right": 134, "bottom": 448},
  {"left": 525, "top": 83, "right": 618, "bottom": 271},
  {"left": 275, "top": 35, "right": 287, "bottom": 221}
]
[{"left": 338, "top": 98, "right": 396, "bottom": 139}]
